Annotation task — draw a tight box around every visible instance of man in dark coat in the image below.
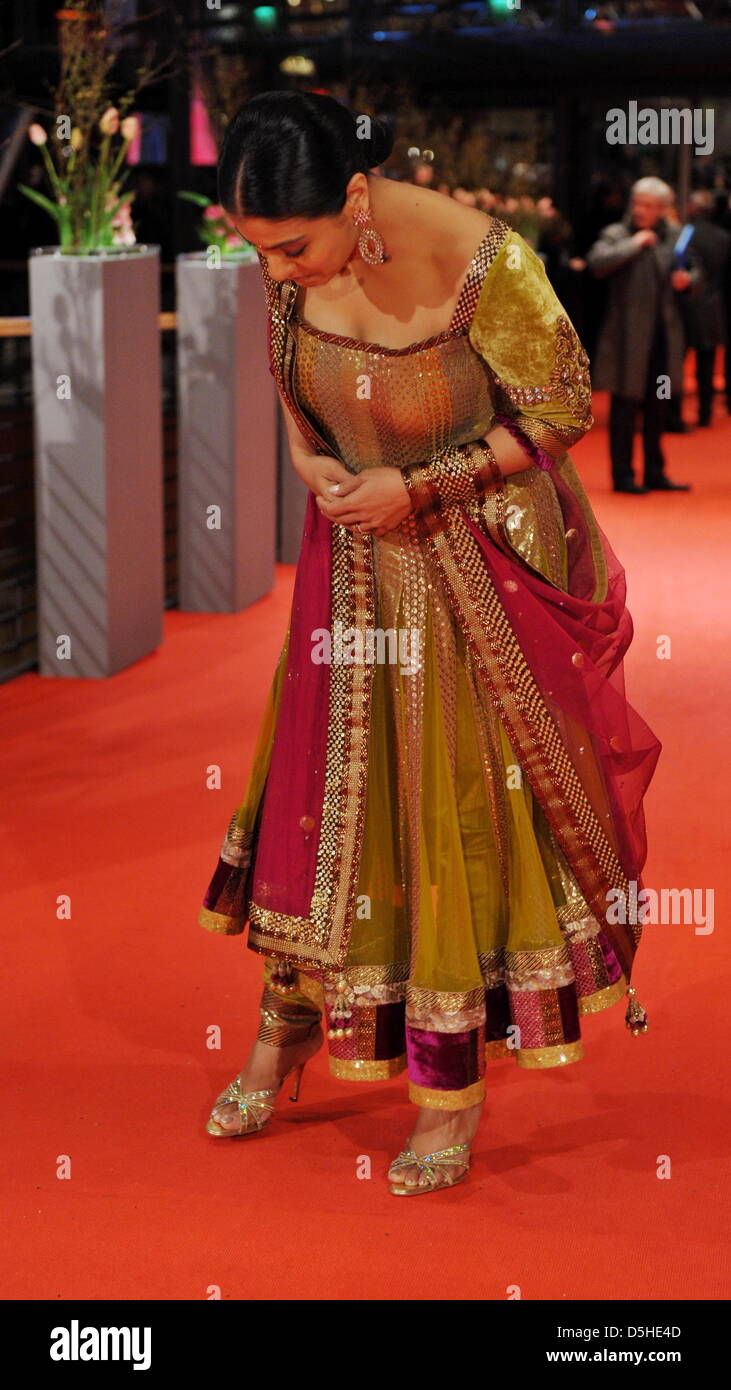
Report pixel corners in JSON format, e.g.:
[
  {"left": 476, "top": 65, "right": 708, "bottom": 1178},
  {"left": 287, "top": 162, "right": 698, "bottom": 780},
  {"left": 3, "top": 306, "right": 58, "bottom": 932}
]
[
  {"left": 681, "top": 190, "right": 731, "bottom": 427},
  {"left": 587, "top": 177, "right": 702, "bottom": 494}
]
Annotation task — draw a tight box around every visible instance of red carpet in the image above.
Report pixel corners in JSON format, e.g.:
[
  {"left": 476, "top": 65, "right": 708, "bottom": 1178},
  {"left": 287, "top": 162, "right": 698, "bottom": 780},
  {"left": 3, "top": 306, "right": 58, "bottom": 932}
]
[{"left": 3, "top": 388, "right": 729, "bottom": 1301}]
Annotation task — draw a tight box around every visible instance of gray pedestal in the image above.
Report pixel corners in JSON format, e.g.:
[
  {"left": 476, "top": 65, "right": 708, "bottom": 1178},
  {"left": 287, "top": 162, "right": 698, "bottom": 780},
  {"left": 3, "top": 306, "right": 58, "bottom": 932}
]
[
  {"left": 29, "top": 246, "right": 164, "bottom": 678},
  {"left": 176, "top": 254, "right": 277, "bottom": 611}
]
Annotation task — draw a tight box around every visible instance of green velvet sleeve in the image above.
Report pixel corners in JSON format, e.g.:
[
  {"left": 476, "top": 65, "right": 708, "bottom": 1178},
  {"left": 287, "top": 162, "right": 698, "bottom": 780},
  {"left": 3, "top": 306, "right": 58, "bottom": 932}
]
[{"left": 468, "top": 230, "right": 594, "bottom": 460}]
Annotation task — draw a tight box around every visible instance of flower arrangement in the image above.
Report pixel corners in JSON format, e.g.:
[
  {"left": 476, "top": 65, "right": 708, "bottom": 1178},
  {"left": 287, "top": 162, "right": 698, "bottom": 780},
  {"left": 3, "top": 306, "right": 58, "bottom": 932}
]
[
  {"left": 20, "top": 109, "right": 140, "bottom": 251},
  {"left": 17, "top": 1, "right": 171, "bottom": 253},
  {"left": 177, "top": 192, "right": 258, "bottom": 261}
]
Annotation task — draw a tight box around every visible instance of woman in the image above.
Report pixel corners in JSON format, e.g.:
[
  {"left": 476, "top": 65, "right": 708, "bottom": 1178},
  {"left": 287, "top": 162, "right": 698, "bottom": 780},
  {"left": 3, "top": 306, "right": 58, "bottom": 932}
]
[{"left": 198, "top": 92, "right": 662, "bottom": 1196}]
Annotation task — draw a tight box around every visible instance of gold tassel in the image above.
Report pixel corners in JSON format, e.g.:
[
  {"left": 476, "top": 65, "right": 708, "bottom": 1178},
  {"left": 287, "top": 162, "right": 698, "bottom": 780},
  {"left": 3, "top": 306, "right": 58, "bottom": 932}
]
[
  {"left": 625, "top": 985, "right": 648, "bottom": 1035},
  {"left": 269, "top": 958, "right": 297, "bottom": 995},
  {"left": 327, "top": 974, "right": 354, "bottom": 1040}
]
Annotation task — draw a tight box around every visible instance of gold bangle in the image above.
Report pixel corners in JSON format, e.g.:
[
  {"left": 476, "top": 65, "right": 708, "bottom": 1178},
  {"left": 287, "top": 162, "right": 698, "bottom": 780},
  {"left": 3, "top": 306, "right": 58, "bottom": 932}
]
[{"left": 475, "top": 438, "right": 505, "bottom": 490}]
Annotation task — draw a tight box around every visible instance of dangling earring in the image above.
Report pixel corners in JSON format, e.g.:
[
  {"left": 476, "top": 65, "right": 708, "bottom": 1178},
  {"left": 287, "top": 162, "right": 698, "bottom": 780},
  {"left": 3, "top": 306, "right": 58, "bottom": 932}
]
[{"left": 353, "top": 206, "right": 389, "bottom": 265}]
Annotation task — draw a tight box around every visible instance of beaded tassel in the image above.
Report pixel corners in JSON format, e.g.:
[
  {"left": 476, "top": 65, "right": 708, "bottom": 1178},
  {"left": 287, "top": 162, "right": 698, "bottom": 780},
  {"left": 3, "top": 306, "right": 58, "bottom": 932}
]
[
  {"left": 269, "top": 959, "right": 297, "bottom": 995},
  {"left": 327, "top": 974, "right": 354, "bottom": 1040},
  {"left": 625, "top": 985, "right": 648, "bottom": 1035}
]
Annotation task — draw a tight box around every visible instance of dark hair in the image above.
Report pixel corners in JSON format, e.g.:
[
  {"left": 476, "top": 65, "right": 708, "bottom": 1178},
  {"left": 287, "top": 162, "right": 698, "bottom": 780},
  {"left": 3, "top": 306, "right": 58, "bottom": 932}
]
[{"left": 217, "top": 91, "right": 395, "bottom": 221}]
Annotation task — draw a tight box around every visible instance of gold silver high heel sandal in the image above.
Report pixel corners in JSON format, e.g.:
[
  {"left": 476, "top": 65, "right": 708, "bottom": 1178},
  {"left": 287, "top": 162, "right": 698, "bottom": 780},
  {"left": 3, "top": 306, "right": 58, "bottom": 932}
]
[
  {"left": 206, "top": 995, "right": 322, "bottom": 1139},
  {"left": 388, "top": 1139, "right": 471, "bottom": 1196}
]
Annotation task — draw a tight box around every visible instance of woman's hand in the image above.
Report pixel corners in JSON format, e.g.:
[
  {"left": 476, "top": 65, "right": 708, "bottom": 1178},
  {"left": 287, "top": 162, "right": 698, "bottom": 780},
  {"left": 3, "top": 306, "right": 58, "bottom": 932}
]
[
  {"left": 295, "top": 452, "right": 355, "bottom": 499},
  {"left": 315, "top": 466, "right": 414, "bottom": 538}
]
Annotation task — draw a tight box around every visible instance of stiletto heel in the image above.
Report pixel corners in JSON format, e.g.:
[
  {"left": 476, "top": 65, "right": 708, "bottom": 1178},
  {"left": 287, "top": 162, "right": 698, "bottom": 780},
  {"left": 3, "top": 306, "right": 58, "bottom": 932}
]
[
  {"left": 289, "top": 1062, "right": 305, "bottom": 1102},
  {"left": 206, "top": 988, "right": 322, "bottom": 1139}
]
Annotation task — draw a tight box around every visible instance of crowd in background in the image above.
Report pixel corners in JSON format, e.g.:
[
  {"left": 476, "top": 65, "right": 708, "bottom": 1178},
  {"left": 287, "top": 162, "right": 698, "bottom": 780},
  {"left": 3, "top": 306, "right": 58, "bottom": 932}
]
[
  {"left": 408, "top": 162, "right": 731, "bottom": 493},
  {"left": 4, "top": 132, "right": 730, "bottom": 494}
]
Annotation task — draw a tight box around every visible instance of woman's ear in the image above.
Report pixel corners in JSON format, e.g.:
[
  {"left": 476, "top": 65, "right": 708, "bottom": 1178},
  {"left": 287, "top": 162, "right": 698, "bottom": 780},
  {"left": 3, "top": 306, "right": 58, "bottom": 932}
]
[{"left": 344, "top": 171, "right": 370, "bottom": 214}]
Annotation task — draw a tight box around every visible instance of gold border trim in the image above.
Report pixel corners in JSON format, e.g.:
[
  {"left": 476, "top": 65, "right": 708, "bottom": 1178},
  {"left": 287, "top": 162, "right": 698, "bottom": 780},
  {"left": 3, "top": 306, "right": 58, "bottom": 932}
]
[
  {"left": 578, "top": 974, "right": 626, "bottom": 1015},
  {"left": 408, "top": 1077, "right": 486, "bottom": 1110},
  {"left": 515, "top": 1039, "right": 584, "bottom": 1069},
  {"left": 198, "top": 906, "right": 244, "bottom": 936},
  {"left": 329, "top": 1055, "right": 407, "bottom": 1081},
  {"left": 406, "top": 983, "right": 485, "bottom": 1014}
]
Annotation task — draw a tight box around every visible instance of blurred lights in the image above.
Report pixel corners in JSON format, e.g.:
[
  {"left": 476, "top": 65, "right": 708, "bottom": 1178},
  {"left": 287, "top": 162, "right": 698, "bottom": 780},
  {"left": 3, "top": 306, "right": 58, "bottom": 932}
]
[
  {"left": 280, "top": 54, "right": 316, "bottom": 75},
  {"left": 252, "top": 5, "right": 278, "bottom": 28}
]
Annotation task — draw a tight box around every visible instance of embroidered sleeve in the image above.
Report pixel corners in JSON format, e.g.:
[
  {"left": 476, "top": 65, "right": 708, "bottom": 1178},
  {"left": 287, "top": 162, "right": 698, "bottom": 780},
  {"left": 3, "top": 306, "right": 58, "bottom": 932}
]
[
  {"left": 402, "top": 439, "right": 505, "bottom": 538},
  {"left": 468, "top": 230, "right": 594, "bottom": 461}
]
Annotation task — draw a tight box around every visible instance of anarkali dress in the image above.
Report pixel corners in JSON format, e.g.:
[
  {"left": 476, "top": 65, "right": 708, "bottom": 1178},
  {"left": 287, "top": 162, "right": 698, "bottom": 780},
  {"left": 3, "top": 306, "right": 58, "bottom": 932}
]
[{"left": 198, "top": 214, "right": 662, "bottom": 1112}]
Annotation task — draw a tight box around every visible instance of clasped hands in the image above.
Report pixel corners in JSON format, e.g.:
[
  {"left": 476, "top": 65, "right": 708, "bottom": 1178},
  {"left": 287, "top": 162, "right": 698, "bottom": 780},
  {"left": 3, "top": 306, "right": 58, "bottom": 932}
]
[{"left": 307, "top": 454, "right": 414, "bottom": 538}]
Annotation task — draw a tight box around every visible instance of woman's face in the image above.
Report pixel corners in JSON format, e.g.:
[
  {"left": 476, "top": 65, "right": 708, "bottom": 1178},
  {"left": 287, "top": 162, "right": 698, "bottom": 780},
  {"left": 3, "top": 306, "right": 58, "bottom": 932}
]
[{"left": 228, "top": 175, "right": 367, "bottom": 286}]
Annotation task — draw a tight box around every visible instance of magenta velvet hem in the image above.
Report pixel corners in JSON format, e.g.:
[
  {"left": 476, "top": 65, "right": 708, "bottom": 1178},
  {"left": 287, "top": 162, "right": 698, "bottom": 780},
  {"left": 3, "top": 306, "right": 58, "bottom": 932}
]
[{"left": 406, "top": 1024, "right": 484, "bottom": 1092}]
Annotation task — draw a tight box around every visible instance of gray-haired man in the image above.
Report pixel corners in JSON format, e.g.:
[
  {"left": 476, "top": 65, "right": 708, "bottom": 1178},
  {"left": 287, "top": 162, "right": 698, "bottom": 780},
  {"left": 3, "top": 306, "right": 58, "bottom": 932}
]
[{"left": 587, "top": 177, "right": 701, "bottom": 493}]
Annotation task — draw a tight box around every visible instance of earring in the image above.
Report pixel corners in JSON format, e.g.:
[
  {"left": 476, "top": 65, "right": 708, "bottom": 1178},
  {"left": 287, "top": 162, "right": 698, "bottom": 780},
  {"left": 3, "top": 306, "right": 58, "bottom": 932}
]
[{"left": 353, "top": 206, "right": 388, "bottom": 265}]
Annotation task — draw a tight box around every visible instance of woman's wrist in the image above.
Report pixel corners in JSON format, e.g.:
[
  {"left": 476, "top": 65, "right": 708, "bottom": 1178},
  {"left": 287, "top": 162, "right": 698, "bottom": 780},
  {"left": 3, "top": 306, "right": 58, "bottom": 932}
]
[{"left": 487, "top": 416, "right": 554, "bottom": 473}]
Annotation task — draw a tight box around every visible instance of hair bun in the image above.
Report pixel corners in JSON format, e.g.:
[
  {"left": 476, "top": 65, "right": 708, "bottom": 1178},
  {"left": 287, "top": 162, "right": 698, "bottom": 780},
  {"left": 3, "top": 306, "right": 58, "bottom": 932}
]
[
  {"left": 218, "top": 91, "right": 398, "bottom": 222},
  {"left": 355, "top": 112, "right": 395, "bottom": 170}
]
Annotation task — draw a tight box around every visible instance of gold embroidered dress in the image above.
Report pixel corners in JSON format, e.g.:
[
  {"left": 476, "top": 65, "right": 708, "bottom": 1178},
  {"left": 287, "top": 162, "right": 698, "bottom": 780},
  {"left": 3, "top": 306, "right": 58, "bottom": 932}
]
[{"left": 198, "top": 216, "right": 661, "bottom": 1111}]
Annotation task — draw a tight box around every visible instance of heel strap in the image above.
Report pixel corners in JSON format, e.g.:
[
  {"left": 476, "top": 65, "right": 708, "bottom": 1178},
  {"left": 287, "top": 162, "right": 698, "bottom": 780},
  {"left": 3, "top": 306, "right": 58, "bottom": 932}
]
[
  {"left": 389, "top": 1141, "right": 471, "bottom": 1183},
  {"left": 417, "top": 1141, "right": 470, "bottom": 1165}
]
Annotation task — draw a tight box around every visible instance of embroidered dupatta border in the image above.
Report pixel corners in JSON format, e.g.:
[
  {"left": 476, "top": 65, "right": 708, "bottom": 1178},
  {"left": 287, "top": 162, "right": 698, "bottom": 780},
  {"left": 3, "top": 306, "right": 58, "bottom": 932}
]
[{"left": 425, "top": 514, "right": 638, "bottom": 979}]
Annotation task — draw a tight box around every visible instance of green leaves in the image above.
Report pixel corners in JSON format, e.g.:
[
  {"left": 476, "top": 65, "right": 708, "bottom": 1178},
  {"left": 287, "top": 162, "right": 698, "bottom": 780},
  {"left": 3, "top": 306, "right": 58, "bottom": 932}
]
[
  {"left": 177, "top": 190, "right": 213, "bottom": 208},
  {"left": 17, "top": 184, "right": 62, "bottom": 224}
]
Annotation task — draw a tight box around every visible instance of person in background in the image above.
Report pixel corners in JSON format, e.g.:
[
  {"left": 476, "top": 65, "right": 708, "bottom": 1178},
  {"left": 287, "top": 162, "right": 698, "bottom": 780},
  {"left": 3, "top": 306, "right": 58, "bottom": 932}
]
[
  {"left": 574, "top": 179, "right": 627, "bottom": 368},
  {"left": 681, "top": 190, "right": 731, "bottom": 427},
  {"left": 587, "top": 177, "right": 700, "bottom": 493},
  {"left": 663, "top": 192, "right": 691, "bottom": 433},
  {"left": 536, "top": 197, "right": 588, "bottom": 341}
]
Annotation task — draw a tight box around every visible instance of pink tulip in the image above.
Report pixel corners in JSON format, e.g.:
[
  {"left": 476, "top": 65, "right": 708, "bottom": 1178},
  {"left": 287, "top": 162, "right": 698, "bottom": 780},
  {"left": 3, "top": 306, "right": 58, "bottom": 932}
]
[
  {"left": 28, "top": 123, "right": 48, "bottom": 146},
  {"left": 120, "top": 115, "right": 139, "bottom": 142},
  {"left": 112, "top": 225, "right": 136, "bottom": 246},
  {"left": 99, "top": 107, "right": 120, "bottom": 137}
]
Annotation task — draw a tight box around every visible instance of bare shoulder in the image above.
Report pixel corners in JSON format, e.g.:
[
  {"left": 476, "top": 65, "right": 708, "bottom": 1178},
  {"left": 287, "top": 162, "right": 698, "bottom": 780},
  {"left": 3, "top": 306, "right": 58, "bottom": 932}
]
[{"left": 392, "top": 183, "right": 500, "bottom": 283}]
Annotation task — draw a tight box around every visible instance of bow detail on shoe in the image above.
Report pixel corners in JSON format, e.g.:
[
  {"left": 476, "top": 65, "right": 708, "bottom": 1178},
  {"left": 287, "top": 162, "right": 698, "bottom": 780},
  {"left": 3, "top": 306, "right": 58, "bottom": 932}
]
[
  {"left": 388, "top": 1140, "right": 471, "bottom": 1195},
  {"left": 206, "top": 1077, "right": 277, "bottom": 1137}
]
